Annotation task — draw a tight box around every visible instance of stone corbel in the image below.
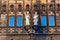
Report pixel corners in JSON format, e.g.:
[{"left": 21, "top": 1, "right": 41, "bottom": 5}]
[
  {"left": 17, "top": 12, "right": 23, "bottom": 16},
  {"left": 9, "top": 12, "right": 15, "bottom": 16}
]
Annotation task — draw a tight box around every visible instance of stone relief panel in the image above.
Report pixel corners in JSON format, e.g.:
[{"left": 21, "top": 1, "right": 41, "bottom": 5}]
[
  {"left": 16, "top": 28, "right": 23, "bottom": 34},
  {"left": 8, "top": 28, "right": 15, "bottom": 33},
  {"left": 0, "top": 14, "right": 7, "bottom": 27},
  {"left": 0, "top": 28, "right": 7, "bottom": 33},
  {"left": 48, "top": 27, "right": 56, "bottom": 34}
]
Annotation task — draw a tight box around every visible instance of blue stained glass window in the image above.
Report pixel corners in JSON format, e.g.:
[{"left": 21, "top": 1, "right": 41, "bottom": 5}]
[
  {"left": 17, "top": 16, "right": 23, "bottom": 27},
  {"left": 49, "top": 16, "right": 55, "bottom": 26},
  {"left": 41, "top": 16, "right": 47, "bottom": 26},
  {"left": 9, "top": 16, "right": 15, "bottom": 27}
]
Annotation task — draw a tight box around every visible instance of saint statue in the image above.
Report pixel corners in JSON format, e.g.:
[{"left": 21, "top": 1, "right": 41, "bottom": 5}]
[
  {"left": 33, "top": 12, "right": 39, "bottom": 25},
  {"left": 24, "top": 11, "right": 30, "bottom": 25}
]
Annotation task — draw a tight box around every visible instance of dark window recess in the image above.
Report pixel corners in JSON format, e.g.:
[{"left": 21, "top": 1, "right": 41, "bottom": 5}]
[
  {"left": 42, "top": 4, "right": 46, "bottom": 10},
  {"left": 10, "top": 4, "right": 14, "bottom": 11},
  {"left": 34, "top": 4, "right": 38, "bottom": 11},
  {"left": 11, "top": 39, "right": 13, "bottom": 40},
  {"left": 50, "top": 4, "right": 54, "bottom": 11},
  {"left": 57, "top": 4, "right": 60, "bottom": 11},
  {"left": 26, "top": 4, "right": 30, "bottom": 11},
  {"left": 18, "top": 4, "right": 22, "bottom": 11},
  {"left": 2, "top": 4, "right": 6, "bottom": 7},
  {"left": 2, "top": 4, "right": 6, "bottom": 12}
]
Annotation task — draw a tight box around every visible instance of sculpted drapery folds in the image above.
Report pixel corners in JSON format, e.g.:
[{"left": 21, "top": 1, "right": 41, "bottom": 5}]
[
  {"left": 24, "top": 11, "right": 30, "bottom": 25},
  {"left": 33, "top": 12, "right": 39, "bottom": 25}
]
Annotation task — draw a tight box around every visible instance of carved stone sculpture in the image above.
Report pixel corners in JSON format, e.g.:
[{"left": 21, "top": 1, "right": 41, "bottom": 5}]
[
  {"left": 33, "top": 12, "right": 39, "bottom": 25},
  {"left": 24, "top": 11, "right": 30, "bottom": 25}
]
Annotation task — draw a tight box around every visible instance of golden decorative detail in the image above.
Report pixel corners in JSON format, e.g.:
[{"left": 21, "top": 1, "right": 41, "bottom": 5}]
[
  {"left": 42, "top": 11, "right": 46, "bottom": 15},
  {"left": 56, "top": 13, "right": 59, "bottom": 16},
  {"left": 17, "top": 12, "right": 23, "bottom": 16},
  {"left": 32, "top": 0, "right": 36, "bottom": 6},
  {"left": 57, "top": 29, "right": 60, "bottom": 32},
  {"left": 9, "top": 12, "right": 15, "bottom": 16},
  {"left": 17, "top": 0, "right": 23, "bottom": 3},
  {"left": 25, "top": 0, "right": 31, "bottom": 5},
  {"left": 8, "top": 28, "right": 15, "bottom": 33},
  {"left": 48, "top": 11, "right": 54, "bottom": 15},
  {"left": 40, "top": 0, "right": 46, "bottom": 4},
  {"left": 48, "top": 0, "right": 51, "bottom": 3},
  {"left": 49, "top": 28, "right": 55, "bottom": 33},
  {"left": 9, "top": 0, "right": 15, "bottom": 3}
]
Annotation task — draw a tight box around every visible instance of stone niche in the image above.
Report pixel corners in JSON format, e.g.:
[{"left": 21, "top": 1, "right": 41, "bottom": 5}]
[{"left": 0, "top": 14, "right": 7, "bottom": 27}]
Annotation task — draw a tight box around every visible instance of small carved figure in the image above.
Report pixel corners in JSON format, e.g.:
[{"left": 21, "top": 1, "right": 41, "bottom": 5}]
[
  {"left": 24, "top": 11, "right": 30, "bottom": 25},
  {"left": 33, "top": 12, "right": 39, "bottom": 25}
]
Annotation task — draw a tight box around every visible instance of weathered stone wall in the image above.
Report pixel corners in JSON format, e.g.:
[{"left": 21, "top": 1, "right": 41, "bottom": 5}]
[
  {"left": 0, "top": 35, "right": 60, "bottom": 40},
  {"left": 0, "top": 35, "right": 30, "bottom": 40}
]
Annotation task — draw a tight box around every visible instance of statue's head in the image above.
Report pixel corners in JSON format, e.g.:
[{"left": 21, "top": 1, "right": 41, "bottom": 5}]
[
  {"left": 35, "top": 12, "right": 37, "bottom": 15},
  {"left": 27, "top": 11, "right": 29, "bottom": 14}
]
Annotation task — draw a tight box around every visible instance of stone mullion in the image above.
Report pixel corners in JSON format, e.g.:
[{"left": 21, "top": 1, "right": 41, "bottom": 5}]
[
  {"left": 54, "top": 0, "right": 57, "bottom": 32},
  {"left": 46, "top": 0, "right": 49, "bottom": 32},
  {"left": 6, "top": 0, "right": 9, "bottom": 33}
]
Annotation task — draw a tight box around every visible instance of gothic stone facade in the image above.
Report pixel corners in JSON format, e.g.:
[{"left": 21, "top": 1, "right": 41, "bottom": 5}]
[{"left": 0, "top": 0, "right": 60, "bottom": 40}]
